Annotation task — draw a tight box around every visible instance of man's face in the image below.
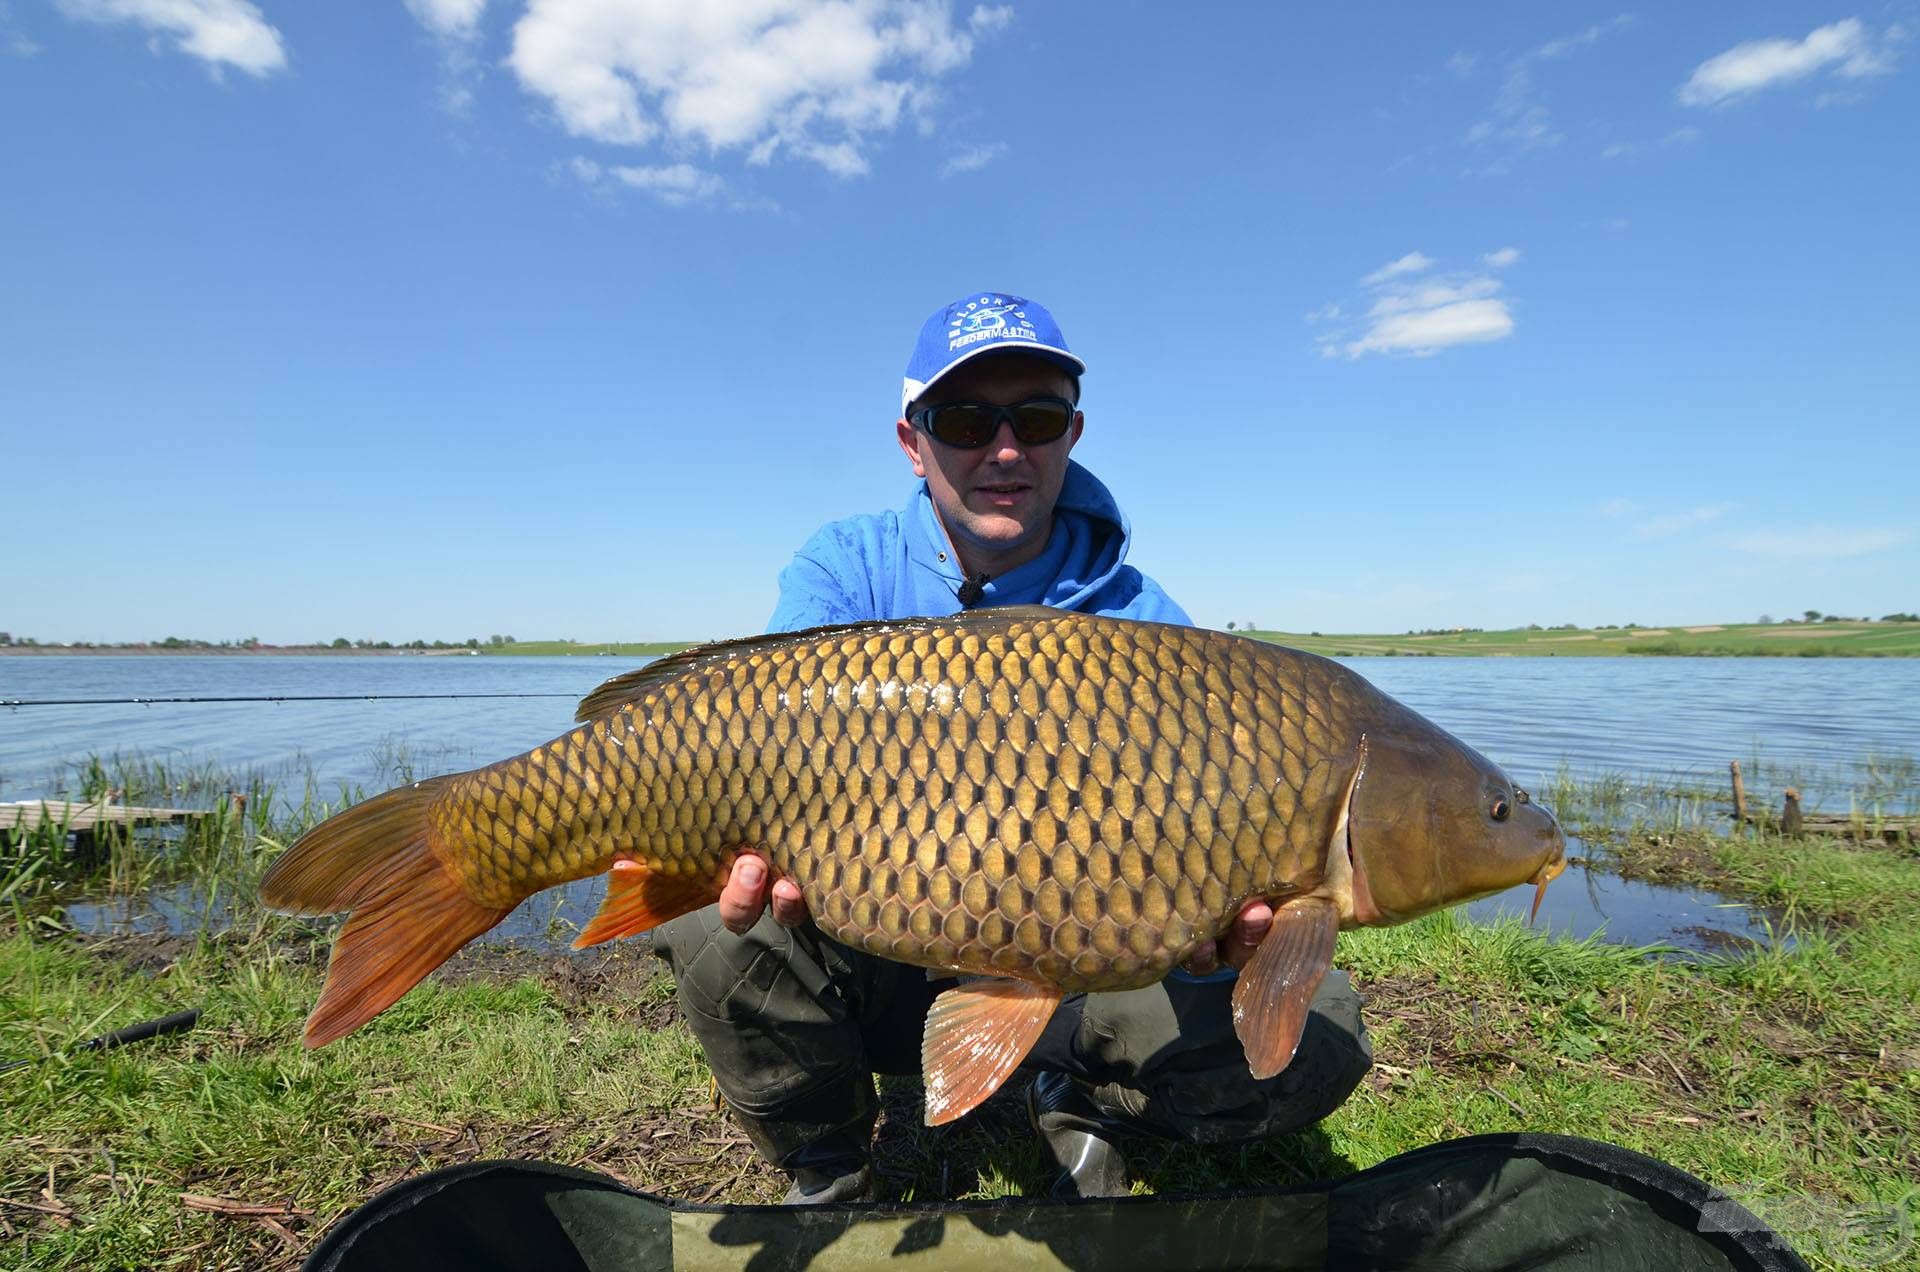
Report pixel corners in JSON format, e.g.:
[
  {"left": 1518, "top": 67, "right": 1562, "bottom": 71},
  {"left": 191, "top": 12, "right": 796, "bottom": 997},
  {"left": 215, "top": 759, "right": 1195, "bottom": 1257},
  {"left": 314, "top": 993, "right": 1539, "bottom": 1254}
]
[{"left": 896, "top": 353, "right": 1084, "bottom": 576}]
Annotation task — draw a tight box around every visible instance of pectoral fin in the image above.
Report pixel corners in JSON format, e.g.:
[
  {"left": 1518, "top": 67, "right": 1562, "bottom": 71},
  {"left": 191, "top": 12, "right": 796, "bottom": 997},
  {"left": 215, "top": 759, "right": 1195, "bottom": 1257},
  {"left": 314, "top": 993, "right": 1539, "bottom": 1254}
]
[
  {"left": 921, "top": 978, "right": 1062, "bottom": 1126},
  {"left": 1231, "top": 896, "right": 1339, "bottom": 1080},
  {"left": 573, "top": 857, "right": 727, "bottom": 948}
]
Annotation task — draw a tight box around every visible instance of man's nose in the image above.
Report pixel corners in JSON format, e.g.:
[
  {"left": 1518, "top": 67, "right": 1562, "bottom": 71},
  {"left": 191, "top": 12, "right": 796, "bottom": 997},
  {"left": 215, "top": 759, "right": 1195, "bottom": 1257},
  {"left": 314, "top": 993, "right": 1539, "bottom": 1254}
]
[{"left": 987, "top": 418, "right": 1024, "bottom": 461}]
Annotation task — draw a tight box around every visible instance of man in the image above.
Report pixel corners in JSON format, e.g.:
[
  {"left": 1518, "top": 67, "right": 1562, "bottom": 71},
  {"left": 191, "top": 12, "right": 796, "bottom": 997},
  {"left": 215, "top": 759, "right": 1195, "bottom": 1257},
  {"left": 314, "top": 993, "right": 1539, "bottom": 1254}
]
[{"left": 653, "top": 293, "right": 1371, "bottom": 1203}]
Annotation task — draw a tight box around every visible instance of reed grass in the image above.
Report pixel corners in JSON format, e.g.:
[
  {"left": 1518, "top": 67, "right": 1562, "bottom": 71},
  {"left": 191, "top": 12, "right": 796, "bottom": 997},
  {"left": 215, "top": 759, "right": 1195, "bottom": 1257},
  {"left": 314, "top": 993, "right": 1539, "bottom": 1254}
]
[{"left": 2, "top": 763, "right": 1917, "bottom": 1269}]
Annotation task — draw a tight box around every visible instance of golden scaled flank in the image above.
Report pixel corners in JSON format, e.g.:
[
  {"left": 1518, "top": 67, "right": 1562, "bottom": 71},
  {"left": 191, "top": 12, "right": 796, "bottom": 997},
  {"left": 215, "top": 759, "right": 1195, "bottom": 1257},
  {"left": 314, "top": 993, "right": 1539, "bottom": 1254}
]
[{"left": 436, "top": 617, "right": 1353, "bottom": 992}]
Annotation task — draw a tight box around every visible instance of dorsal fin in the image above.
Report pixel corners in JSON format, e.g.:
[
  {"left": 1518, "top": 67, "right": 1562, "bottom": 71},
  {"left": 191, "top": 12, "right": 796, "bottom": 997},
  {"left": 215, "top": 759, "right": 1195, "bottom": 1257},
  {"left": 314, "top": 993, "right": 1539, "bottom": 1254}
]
[{"left": 571, "top": 607, "right": 1070, "bottom": 722}]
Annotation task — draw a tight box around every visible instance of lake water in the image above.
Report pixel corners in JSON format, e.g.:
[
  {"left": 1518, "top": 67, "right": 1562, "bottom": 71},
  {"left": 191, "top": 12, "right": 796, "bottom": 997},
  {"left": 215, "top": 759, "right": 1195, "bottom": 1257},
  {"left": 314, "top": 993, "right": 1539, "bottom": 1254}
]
[
  {"left": 5, "top": 653, "right": 1915, "bottom": 808},
  {"left": 10, "top": 652, "right": 1915, "bottom": 955}
]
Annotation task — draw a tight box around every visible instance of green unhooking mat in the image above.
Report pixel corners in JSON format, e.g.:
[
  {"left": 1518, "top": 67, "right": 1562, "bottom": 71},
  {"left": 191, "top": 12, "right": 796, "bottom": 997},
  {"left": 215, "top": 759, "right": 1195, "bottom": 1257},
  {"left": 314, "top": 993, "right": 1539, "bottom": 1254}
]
[{"left": 302, "top": 1133, "right": 1809, "bottom": 1272}]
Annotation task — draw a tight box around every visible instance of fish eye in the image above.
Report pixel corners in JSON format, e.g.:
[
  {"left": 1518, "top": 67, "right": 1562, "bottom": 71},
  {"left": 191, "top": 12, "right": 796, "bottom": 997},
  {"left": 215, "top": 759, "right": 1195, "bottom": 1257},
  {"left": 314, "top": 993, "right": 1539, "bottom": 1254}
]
[{"left": 1490, "top": 797, "right": 1511, "bottom": 822}]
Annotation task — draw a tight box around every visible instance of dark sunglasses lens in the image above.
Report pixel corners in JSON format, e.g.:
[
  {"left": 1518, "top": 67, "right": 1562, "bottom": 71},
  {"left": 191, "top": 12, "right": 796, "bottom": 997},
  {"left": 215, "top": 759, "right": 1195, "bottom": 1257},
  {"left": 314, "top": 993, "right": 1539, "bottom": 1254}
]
[
  {"left": 927, "top": 404, "right": 996, "bottom": 447},
  {"left": 922, "top": 398, "right": 1074, "bottom": 448},
  {"left": 1009, "top": 400, "right": 1072, "bottom": 443}
]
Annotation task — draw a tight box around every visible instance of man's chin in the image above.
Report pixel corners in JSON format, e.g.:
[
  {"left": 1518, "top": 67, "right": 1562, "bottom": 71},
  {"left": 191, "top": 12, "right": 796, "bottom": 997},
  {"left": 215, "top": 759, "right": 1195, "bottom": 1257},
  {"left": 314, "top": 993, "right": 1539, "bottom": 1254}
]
[{"left": 952, "top": 515, "right": 1040, "bottom": 559}]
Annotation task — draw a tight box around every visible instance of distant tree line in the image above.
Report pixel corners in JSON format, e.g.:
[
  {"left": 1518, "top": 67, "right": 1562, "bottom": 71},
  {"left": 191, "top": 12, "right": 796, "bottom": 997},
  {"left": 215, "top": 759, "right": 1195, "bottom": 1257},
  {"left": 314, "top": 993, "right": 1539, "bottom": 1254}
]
[
  {"left": 324, "top": 638, "right": 495, "bottom": 650},
  {"left": 1785, "top": 610, "right": 1917, "bottom": 624},
  {"left": 0, "top": 633, "right": 525, "bottom": 649}
]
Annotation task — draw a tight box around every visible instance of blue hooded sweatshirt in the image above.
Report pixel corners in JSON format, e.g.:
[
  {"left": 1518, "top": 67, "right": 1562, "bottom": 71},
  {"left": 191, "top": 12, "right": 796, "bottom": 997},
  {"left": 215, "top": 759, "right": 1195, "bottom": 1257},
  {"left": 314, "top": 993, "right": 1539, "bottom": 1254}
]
[{"left": 766, "top": 460, "right": 1190, "bottom": 633}]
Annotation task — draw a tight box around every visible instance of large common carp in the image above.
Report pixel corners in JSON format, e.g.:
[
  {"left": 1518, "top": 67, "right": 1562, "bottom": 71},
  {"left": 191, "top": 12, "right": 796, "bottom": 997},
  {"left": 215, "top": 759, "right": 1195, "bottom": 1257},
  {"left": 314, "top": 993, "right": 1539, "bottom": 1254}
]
[{"left": 262, "top": 608, "right": 1564, "bottom": 1124}]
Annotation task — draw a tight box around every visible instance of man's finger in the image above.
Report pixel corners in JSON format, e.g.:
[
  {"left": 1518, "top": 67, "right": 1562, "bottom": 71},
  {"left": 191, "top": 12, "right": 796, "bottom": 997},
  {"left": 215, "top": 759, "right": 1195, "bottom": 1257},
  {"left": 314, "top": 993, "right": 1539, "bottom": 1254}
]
[
  {"left": 769, "top": 877, "right": 811, "bottom": 928},
  {"left": 1181, "top": 938, "right": 1220, "bottom": 977},
  {"left": 716, "top": 855, "right": 769, "bottom": 934},
  {"left": 1219, "top": 900, "right": 1275, "bottom": 972}
]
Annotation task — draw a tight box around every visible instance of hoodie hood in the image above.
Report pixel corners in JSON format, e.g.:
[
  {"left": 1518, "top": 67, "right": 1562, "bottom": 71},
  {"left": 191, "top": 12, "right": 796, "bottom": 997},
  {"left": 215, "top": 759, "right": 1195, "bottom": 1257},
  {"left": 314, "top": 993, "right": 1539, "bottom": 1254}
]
[
  {"left": 765, "top": 459, "right": 1189, "bottom": 633},
  {"left": 908, "top": 460, "right": 1136, "bottom": 611}
]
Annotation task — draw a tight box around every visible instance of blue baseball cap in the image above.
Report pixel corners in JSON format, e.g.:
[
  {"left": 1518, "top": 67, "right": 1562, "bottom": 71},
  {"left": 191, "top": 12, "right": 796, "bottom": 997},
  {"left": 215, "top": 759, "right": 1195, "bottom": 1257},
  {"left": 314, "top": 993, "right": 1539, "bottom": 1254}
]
[{"left": 901, "top": 292, "right": 1086, "bottom": 415}]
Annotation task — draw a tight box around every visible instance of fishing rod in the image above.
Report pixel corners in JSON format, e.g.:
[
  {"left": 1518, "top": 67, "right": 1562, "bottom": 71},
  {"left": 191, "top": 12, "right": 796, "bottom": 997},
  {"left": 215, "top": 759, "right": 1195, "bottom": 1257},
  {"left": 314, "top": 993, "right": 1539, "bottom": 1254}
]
[
  {"left": 2, "top": 693, "right": 579, "bottom": 709},
  {"left": 0, "top": 1008, "right": 202, "bottom": 1076}
]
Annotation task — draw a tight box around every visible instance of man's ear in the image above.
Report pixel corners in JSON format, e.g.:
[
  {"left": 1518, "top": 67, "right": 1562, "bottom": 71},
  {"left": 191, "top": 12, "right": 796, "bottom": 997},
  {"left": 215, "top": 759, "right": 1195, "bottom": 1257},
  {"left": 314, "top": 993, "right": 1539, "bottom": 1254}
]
[
  {"left": 897, "top": 418, "right": 928, "bottom": 477},
  {"left": 1067, "top": 411, "right": 1085, "bottom": 451}
]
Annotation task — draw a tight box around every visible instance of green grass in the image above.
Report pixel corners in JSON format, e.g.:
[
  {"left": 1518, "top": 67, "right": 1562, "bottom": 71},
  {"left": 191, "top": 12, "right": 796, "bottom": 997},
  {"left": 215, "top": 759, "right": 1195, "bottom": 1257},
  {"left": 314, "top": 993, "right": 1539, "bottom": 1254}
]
[
  {"left": 491, "top": 620, "right": 1920, "bottom": 658},
  {"left": 1242, "top": 618, "right": 1920, "bottom": 658},
  {"left": 4, "top": 773, "right": 1918, "bottom": 1268},
  {"left": 477, "top": 639, "right": 691, "bottom": 657}
]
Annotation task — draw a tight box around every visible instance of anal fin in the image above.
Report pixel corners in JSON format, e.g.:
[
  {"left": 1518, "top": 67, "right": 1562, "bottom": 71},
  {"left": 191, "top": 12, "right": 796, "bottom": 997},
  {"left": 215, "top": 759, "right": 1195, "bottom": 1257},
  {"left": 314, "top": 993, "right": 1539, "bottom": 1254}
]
[
  {"left": 1231, "top": 896, "right": 1339, "bottom": 1080},
  {"left": 573, "top": 857, "right": 728, "bottom": 948},
  {"left": 921, "top": 978, "right": 1062, "bottom": 1126}
]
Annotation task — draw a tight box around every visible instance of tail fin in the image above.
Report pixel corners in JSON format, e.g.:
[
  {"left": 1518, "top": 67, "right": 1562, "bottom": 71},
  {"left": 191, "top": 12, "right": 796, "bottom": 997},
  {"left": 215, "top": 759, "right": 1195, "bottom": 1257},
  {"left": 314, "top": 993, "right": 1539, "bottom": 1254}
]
[{"left": 260, "top": 778, "right": 511, "bottom": 1048}]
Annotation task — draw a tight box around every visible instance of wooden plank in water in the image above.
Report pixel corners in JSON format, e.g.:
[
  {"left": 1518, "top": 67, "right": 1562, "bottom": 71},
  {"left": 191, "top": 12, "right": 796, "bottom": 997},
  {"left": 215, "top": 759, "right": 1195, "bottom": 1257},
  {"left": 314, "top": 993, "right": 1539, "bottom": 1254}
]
[{"left": 0, "top": 801, "right": 206, "bottom": 833}]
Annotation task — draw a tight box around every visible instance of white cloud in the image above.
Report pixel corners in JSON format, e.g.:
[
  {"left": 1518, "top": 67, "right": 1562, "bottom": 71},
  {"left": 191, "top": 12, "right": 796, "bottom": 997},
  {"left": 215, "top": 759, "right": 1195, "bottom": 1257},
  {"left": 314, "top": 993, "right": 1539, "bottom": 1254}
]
[
  {"left": 968, "top": 4, "right": 1011, "bottom": 35},
  {"left": 1343, "top": 300, "right": 1513, "bottom": 358},
  {"left": 1535, "top": 14, "right": 1633, "bottom": 60},
  {"left": 1360, "top": 251, "right": 1433, "bottom": 286},
  {"left": 569, "top": 155, "right": 727, "bottom": 205},
  {"left": 510, "top": 0, "right": 1001, "bottom": 177},
  {"left": 1633, "top": 504, "right": 1734, "bottom": 541},
  {"left": 938, "top": 141, "right": 1005, "bottom": 177},
  {"left": 1722, "top": 525, "right": 1912, "bottom": 559},
  {"left": 1367, "top": 277, "right": 1499, "bottom": 317},
  {"left": 1663, "top": 126, "right": 1700, "bottom": 145},
  {"left": 1602, "top": 499, "right": 1737, "bottom": 541},
  {"left": 405, "top": 0, "right": 489, "bottom": 115},
  {"left": 1679, "top": 18, "right": 1900, "bottom": 107},
  {"left": 1445, "top": 50, "right": 1477, "bottom": 77},
  {"left": 405, "top": 0, "right": 486, "bottom": 40},
  {"left": 1601, "top": 141, "right": 1636, "bottom": 160},
  {"left": 1463, "top": 15, "right": 1631, "bottom": 169},
  {"left": 1318, "top": 249, "right": 1520, "bottom": 359},
  {"left": 2, "top": 0, "right": 39, "bottom": 55},
  {"left": 55, "top": 0, "right": 285, "bottom": 75}
]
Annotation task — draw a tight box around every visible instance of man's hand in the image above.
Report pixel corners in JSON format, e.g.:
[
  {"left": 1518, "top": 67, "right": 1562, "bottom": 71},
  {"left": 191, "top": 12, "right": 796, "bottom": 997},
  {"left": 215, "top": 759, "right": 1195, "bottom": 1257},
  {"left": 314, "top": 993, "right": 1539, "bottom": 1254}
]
[
  {"left": 1181, "top": 899, "right": 1274, "bottom": 976},
  {"left": 717, "top": 853, "right": 810, "bottom": 934}
]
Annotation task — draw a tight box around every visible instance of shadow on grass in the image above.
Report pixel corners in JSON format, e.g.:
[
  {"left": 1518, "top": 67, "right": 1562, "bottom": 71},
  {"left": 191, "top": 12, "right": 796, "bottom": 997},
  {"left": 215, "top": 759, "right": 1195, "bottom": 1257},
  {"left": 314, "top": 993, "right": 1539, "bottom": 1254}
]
[
  {"left": 696, "top": 1075, "right": 1357, "bottom": 1272},
  {"left": 868, "top": 1073, "right": 1356, "bottom": 1203}
]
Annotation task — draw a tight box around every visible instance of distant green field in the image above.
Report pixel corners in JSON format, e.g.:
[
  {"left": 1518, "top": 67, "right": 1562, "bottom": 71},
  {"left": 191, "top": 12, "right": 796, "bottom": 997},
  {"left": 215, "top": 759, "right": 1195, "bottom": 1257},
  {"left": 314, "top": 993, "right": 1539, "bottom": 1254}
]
[
  {"left": 1243, "top": 619, "right": 1920, "bottom": 658},
  {"left": 480, "top": 639, "right": 690, "bottom": 657},
  {"left": 482, "top": 621, "right": 1920, "bottom": 659}
]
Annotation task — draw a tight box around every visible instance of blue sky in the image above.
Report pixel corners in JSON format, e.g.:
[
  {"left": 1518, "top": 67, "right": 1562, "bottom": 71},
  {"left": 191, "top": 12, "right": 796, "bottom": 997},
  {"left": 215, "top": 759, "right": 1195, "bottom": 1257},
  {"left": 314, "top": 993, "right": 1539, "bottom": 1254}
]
[{"left": 3, "top": 1, "right": 1915, "bottom": 644}]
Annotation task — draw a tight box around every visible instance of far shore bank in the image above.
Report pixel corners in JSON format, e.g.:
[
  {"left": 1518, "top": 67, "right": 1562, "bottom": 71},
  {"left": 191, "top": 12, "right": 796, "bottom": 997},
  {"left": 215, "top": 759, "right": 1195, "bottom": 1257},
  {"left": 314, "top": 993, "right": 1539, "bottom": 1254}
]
[
  {"left": 0, "top": 646, "right": 489, "bottom": 657},
  {"left": 4, "top": 619, "right": 1915, "bottom": 658}
]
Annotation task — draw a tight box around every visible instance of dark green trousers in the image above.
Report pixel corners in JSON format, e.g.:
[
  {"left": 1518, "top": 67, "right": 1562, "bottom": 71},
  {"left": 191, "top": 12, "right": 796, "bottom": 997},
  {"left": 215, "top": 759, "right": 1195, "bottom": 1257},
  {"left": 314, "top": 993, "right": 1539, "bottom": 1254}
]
[{"left": 652, "top": 906, "right": 1372, "bottom": 1170}]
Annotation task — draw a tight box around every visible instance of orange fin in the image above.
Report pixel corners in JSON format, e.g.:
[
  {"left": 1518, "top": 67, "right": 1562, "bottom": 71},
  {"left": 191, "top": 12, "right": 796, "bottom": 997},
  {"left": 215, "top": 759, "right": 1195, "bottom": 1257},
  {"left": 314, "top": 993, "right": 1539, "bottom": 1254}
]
[
  {"left": 1231, "top": 896, "right": 1339, "bottom": 1080},
  {"left": 259, "top": 778, "right": 512, "bottom": 1048},
  {"left": 572, "top": 857, "right": 726, "bottom": 948},
  {"left": 921, "top": 978, "right": 1062, "bottom": 1126}
]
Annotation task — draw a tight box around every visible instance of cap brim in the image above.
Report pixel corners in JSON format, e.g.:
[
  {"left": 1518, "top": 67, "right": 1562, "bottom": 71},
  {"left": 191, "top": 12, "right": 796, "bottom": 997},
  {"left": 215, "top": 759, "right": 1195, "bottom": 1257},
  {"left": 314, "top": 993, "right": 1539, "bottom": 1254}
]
[{"left": 901, "top": 343, "right": 1086, "bottom": 415}]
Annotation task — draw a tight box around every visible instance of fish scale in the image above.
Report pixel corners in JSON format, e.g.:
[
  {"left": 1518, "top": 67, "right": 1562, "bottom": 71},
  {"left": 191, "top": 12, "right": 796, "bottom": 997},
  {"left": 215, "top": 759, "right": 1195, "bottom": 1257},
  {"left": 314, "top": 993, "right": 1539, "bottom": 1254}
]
[
  {"left": 430, "top": 612, "right": 1339, "bottom": 990},
  {"left": 263, "top": 606, "right": 1565, "bottom": 1123}
]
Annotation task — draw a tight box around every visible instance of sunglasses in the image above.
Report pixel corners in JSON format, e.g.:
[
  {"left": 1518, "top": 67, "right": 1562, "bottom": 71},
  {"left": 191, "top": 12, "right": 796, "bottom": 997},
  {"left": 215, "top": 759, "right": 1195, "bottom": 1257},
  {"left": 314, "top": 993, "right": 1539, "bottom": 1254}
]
[{"left": 909, "top": 396, "right": 1077, "bottom": 449}]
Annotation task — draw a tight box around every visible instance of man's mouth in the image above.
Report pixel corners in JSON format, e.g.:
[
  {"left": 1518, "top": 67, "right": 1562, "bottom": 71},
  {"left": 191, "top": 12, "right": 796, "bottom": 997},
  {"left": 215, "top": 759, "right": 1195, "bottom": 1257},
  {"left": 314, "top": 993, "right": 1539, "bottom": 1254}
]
[{"left": 974, "top": 481, "right": 1031, "bottom": 505}]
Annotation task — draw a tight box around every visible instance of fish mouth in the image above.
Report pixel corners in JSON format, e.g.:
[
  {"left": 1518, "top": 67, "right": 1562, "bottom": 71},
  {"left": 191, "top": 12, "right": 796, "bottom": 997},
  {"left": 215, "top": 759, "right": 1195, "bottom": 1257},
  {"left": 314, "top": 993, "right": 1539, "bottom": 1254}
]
[{"left": 1527, "top": 846, "right": 1569, "bottom": 924}]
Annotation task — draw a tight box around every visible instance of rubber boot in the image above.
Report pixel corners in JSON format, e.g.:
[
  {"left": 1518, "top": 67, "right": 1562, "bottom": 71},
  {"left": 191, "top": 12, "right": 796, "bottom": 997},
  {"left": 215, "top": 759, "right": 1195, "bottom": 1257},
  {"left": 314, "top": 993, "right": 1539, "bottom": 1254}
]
[
  {"left": 1026, "top": 1071, "right": 1130, "bottom": 1199},
  {"left": 717, "top": 1081, "right": 879, "bottom": 1205},
  {"left": 780, "top": 1146, "right": 876, "bottom": 1205}
]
